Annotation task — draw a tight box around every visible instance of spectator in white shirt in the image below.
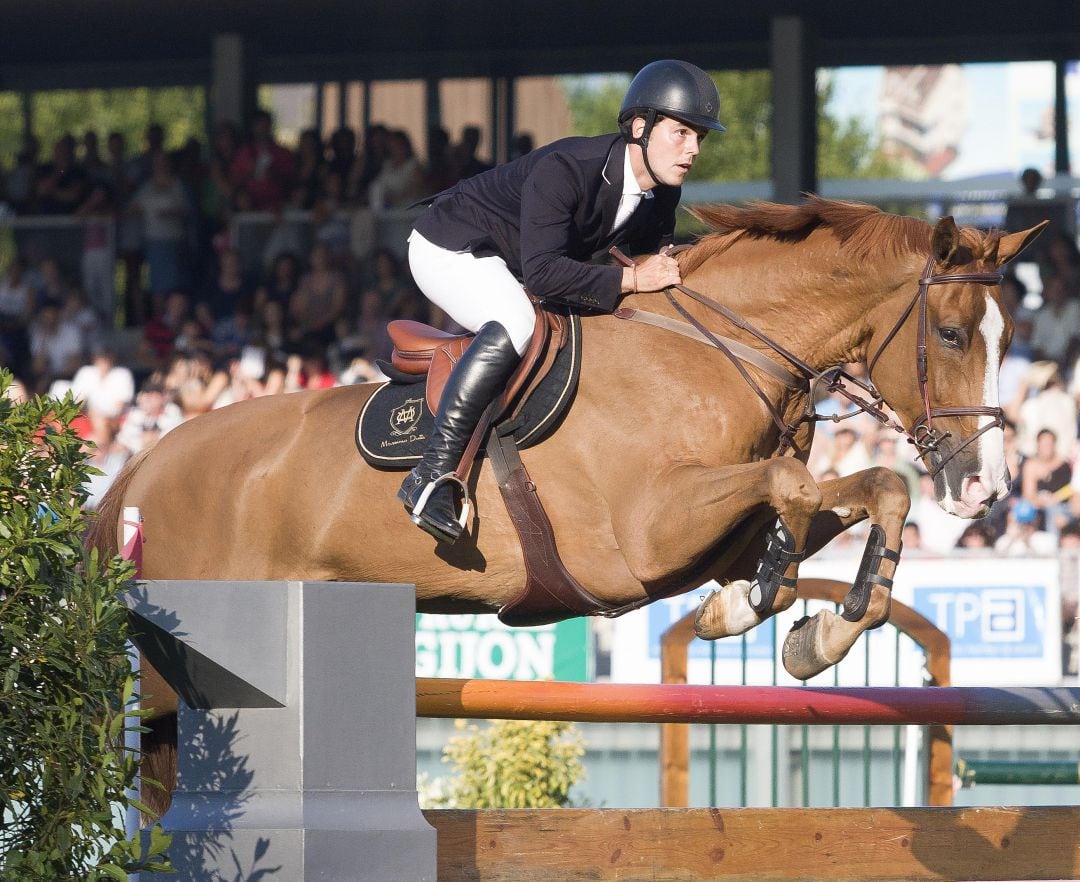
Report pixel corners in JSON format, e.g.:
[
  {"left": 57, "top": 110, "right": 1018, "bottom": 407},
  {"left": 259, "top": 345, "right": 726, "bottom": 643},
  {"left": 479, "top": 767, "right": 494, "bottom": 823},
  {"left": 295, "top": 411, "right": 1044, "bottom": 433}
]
[
  {"left": 29, "top": 299, "right": 84, "bottom": 393},
  {"left": 70, "top": 345, "right": 135, "bottom": 418}
]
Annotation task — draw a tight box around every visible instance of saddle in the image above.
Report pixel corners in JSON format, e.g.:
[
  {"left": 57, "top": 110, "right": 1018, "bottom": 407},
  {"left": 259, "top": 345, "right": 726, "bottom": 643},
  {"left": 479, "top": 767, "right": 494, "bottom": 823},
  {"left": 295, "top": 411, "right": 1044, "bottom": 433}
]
[{"left": 358, "top": 304, "right": 625, "bottom": 626}]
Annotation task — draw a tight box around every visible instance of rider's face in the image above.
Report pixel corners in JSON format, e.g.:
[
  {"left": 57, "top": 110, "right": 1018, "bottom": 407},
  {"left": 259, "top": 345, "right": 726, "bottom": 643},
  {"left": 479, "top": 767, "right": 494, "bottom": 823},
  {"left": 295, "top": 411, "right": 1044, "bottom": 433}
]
[{"left": 633, "top": 116, "right": 705, "bottom": 187}]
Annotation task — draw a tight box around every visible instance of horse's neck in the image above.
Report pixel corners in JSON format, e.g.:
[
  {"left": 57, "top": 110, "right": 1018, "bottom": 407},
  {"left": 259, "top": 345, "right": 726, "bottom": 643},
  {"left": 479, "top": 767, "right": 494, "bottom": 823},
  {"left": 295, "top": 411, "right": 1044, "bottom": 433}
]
[{"left": 681, "top": 245, "right": 922, "bottom": 373}]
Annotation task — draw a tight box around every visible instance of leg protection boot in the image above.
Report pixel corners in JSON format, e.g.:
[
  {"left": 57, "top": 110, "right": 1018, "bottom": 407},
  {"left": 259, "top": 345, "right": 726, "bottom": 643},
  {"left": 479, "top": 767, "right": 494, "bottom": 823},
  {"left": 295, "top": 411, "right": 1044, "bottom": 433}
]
[{"left": 398, "top": 321, "right": 520, "bottom": 543}]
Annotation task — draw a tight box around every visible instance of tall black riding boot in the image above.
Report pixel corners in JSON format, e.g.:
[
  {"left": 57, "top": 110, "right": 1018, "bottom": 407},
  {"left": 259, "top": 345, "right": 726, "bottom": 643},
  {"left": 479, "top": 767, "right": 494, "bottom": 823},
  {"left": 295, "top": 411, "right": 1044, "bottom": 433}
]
[{"left": 398, "top": 321, "right": 521, "bottom": 543}]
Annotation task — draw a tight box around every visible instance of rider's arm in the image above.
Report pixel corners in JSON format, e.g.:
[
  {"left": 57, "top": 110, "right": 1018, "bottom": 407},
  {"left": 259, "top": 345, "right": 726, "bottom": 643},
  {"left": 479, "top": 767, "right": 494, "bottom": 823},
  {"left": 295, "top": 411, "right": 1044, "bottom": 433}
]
[{"left": 519, "top": 152, "right": 624, "bottom": 312}]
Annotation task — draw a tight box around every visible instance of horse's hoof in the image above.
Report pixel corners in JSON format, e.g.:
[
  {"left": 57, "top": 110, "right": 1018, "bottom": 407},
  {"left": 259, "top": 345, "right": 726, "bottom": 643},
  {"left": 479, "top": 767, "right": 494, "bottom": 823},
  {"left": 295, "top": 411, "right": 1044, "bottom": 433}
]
[
  {"left": 694, "top": 581, "right": 762, "bottom": 639},
  {"left": 782, "top": 611, "right": 853, "bottom": 680}
]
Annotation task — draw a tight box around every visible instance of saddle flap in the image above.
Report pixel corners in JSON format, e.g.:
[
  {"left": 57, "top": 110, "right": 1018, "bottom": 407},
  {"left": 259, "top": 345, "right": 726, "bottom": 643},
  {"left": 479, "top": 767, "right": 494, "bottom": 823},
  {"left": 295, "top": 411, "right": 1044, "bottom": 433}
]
[{"left": 389, "top": 320, "right": 471, "bottom": 375}]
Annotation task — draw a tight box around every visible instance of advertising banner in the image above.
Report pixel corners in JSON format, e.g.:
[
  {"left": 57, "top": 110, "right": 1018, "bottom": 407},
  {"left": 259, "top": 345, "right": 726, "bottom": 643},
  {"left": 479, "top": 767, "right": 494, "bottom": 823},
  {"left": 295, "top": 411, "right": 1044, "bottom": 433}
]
[{"left": 415, "top": 613, "right": 589, "bottom": 681}]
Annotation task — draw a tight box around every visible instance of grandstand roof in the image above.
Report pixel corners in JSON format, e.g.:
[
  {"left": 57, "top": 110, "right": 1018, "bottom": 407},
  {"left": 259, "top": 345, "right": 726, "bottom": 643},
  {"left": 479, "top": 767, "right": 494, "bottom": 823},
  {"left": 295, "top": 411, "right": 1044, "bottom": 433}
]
[{"left": 2, "top": 0, "right": 1078, "bottom": 89}]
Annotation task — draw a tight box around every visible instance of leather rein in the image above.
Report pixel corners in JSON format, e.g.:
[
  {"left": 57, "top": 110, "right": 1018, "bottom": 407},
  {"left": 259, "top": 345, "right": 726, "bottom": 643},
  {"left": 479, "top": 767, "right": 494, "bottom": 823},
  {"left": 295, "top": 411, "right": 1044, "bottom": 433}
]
[{"left": 613, "top": 248, "right": 1005, "bottom": 477}]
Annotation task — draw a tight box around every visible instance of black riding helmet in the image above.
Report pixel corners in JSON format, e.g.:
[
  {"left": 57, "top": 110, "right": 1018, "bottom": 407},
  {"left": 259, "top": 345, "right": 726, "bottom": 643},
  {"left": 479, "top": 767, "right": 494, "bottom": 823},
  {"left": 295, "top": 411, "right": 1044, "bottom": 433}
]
[{"left": 619, "top": 59, "right": 725, "bottom": 186}]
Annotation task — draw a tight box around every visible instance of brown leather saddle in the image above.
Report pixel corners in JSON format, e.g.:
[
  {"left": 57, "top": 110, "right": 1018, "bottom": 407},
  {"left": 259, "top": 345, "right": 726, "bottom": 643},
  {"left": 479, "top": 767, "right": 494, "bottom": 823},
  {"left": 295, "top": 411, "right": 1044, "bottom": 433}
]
[{"left": 381, "top": 306, "right": 629, "bottom": 627}]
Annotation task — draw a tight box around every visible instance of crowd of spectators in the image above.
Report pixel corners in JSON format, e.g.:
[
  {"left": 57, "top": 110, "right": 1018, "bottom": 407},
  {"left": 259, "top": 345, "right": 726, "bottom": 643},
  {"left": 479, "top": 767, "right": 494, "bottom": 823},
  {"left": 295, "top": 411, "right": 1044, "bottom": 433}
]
[{"left": 0, "top": 118, "right": 1076, "bottom": 675}]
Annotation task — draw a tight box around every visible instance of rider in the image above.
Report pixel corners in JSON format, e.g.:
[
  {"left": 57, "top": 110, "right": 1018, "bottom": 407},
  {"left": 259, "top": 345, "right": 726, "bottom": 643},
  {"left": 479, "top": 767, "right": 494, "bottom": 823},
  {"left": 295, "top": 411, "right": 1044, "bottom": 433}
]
[{"left": 399, "top": 59, "right": 725, "bottom": 543}]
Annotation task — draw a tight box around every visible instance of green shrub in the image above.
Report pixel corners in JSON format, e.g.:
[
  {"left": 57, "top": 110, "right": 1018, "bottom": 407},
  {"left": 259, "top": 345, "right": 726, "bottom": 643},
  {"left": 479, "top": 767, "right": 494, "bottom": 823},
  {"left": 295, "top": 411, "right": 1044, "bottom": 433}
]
[
  {"left": 425, "top": 718, "right": 586, "bottom": 809},
  {"left": 0, "top": 376, "right": 171, "bottom": 880}
]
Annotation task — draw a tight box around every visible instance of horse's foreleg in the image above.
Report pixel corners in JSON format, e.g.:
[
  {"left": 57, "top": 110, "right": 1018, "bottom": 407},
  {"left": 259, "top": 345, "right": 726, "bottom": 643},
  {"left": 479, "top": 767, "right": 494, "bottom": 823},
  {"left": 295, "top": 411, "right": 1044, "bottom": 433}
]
[
  {"left": 620, "top": 457, "right": 822, "bottom": 641},
  {"left": 781, "top": 466, "right": 910, "bottom": 680}
]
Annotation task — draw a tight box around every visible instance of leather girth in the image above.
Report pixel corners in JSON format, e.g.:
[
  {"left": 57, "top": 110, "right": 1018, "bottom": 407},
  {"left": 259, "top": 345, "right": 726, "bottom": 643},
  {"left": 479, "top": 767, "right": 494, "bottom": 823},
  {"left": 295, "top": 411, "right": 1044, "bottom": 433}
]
[{"left": 487, "top": 429, "right": 621, "bottom": 627}]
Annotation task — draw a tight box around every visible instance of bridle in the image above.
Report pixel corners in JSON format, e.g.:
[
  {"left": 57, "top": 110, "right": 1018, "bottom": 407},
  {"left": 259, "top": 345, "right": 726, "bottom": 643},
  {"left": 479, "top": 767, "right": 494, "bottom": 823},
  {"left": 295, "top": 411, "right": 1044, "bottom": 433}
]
[
  {"left": 618, "top": 248, "right": 1006, "bottom": 477},
  {"left": 865, "top": 255, "right": 1005, "bottom": 478}
]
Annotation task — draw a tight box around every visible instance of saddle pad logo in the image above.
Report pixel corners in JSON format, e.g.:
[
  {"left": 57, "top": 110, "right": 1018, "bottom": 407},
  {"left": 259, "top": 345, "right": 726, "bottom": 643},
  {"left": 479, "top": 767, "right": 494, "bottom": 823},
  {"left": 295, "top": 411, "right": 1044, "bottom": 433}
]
[{"left": 390, "top": 397, "right": 425, "bottom": 436}]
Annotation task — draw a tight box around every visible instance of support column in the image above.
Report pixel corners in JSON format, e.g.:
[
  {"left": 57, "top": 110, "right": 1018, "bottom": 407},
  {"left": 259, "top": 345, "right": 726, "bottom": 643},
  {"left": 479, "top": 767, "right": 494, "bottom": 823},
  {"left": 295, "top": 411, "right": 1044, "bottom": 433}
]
[
  {"left": 1055, "top": 58, "right": 1070, "bottom": 176},
  {"left": 211, "top": 33, "right": 257, "bottom": 128},
  {"left": 127, "top": 580, "right": 436, "bottom": 882},
  {"left": 426, "top": 77, "right": 442, "bottom": 159},
  {"left": 770, "top": 15, "right": 818, "bottom": 203},
  {"left": 491, "top": 76, "right": 513, "bottom": 166}
]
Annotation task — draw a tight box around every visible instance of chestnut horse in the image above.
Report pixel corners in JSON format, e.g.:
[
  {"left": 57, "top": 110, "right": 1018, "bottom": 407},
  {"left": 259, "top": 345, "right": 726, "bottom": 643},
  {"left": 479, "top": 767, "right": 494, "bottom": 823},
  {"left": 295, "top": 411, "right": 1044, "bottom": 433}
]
[{"left": 89, "top": 197, "right": 1042, "bottom": 815}]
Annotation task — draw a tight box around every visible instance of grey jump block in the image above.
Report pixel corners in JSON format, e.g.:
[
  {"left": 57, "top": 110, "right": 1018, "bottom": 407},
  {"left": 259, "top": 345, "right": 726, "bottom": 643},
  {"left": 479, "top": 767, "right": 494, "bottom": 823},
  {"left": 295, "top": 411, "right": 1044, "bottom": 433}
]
[{"left": 125, "top": 580, "right": 436, "bottom": 882}]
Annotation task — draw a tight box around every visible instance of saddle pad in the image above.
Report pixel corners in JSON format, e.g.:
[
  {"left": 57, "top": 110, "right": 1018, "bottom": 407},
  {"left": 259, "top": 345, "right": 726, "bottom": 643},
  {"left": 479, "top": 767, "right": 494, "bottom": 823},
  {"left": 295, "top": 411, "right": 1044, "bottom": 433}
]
[{"left": 356, "top": 314, "right": 581, "bottom": 469}]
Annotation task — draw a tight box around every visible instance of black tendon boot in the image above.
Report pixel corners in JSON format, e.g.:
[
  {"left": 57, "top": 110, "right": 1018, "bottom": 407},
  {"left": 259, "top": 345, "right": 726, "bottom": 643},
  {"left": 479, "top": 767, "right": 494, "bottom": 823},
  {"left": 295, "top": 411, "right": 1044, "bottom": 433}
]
[{"left": 398, "top": 322, "right": 521, "bottom": 543}]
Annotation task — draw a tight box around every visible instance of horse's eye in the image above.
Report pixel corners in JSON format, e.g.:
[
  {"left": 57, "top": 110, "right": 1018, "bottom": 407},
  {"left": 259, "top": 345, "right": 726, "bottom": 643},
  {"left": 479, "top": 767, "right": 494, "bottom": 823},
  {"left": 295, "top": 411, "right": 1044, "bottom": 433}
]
[{"left": 939, "top": 327, "right": 962, "bottom": 347}]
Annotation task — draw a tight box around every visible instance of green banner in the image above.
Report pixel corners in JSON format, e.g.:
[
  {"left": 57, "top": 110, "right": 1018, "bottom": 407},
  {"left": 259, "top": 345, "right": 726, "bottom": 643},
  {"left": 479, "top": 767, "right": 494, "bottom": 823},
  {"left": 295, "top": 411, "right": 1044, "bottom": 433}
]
[{"left": 415, "top": 613, "right": 589, "bottom": 681}]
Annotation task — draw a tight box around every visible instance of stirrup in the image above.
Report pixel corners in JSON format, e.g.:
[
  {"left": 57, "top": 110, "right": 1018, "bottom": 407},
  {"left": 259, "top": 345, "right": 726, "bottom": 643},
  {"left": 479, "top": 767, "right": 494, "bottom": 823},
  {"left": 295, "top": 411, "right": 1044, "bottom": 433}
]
[{"left": 410, "top": 472, "right": 472, "bottom": 535}]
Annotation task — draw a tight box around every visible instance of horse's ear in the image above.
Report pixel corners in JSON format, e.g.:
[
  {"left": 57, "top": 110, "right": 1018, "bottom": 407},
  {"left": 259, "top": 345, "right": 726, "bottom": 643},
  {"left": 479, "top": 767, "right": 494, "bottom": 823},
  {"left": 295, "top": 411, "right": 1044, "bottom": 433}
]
[
  {"left": 993, "top": 220, "right": 1050, "bottom": 267},
  {"left": 931, "top": 216, "right": 961, "bottom": 265}
]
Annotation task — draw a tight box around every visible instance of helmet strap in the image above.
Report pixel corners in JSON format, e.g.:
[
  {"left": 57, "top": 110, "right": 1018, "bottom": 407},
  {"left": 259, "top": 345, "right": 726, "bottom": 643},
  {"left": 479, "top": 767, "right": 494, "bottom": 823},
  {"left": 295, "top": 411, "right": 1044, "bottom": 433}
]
[{"left": 622, "top": 109, "right": 664, "bottom": 188}]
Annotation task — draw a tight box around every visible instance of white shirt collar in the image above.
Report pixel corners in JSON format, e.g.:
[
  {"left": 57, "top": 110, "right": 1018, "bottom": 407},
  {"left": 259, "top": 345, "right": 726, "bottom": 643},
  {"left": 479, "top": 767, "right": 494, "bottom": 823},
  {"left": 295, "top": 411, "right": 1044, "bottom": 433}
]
[{"left": 622, "top": 146, "right": 652, "bottom": 199}]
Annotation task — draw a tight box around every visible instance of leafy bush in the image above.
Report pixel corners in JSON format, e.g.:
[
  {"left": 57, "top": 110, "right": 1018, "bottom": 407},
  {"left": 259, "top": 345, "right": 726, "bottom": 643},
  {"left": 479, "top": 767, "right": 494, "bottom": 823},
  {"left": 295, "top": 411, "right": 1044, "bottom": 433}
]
[
  {"left": 424, "top": 718, "right": 586, "bottom": 809},
  {"left": 0, "top": 377, "right": 170, "bottom": 880}
]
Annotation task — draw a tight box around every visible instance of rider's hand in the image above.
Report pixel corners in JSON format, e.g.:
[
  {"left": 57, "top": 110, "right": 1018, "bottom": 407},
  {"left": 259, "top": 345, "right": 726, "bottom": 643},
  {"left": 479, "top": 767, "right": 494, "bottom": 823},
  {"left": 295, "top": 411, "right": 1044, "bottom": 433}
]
[{"left": 622, "top": 251, "right": 681, "bottom": 293}]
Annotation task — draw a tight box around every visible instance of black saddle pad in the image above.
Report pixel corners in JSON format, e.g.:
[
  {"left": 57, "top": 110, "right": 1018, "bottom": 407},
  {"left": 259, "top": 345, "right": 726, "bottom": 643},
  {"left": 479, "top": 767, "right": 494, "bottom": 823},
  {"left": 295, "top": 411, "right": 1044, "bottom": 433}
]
[{"left": 356, "top": 314, "right": 581, "bottom": 469}]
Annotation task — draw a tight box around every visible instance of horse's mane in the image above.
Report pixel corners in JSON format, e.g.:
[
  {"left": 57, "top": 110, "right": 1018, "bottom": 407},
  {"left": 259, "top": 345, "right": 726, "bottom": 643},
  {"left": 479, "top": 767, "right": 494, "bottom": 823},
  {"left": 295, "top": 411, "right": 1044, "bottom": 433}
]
[{"left": 680, "top": 196, "right": 993, "bottom": 274}]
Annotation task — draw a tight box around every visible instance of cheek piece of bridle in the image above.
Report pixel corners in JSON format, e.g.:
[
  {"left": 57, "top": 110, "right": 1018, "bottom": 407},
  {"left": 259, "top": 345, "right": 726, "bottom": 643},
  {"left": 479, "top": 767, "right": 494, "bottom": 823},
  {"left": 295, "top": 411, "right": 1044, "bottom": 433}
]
[{"left": 619, "top": 248, "right": 1005, "bottom": 478}]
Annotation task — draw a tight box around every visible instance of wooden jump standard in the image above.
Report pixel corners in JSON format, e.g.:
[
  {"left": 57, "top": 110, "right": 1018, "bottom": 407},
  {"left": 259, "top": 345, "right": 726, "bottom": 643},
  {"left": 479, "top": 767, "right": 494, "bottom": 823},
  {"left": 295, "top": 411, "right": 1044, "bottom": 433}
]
[{"left": 418, "top": 680, "right": 1080, "bottom": 881}]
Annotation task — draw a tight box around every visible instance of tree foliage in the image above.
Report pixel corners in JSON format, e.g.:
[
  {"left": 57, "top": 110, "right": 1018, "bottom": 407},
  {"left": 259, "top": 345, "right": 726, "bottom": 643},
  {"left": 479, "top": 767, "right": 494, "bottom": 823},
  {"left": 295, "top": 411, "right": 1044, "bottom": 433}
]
[
  {"left": 423, "top": 718, "right": 586, "bottom": 809},
  {"left": 0, "top": 373, "right": 171, "bottom": 880},
  {"left": 562, "top": 70, "right": 902, "bottom": 182}
]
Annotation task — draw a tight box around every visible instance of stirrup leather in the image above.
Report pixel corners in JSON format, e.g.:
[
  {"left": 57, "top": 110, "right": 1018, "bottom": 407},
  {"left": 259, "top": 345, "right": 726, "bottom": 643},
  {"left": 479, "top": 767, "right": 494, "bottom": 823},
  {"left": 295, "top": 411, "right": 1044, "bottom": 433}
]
[
  {"left": 410, "top": 472, "right": 472, "bottom": 534},
  {"left": 841, "top": 524, "right": 901, "bottom": 622},
  {"left": 749, "top": 519, "right": 805, "bottom": 614}
]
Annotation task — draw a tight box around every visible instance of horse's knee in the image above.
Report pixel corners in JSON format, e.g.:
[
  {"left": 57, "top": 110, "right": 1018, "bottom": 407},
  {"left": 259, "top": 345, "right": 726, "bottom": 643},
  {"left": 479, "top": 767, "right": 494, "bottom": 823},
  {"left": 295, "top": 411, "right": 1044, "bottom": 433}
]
[
  {"left": 865, "top": 466, "right": 911, "bottom": 524},
  {"left": 766, "top": 458, "right": 822, "bottom": 519}
]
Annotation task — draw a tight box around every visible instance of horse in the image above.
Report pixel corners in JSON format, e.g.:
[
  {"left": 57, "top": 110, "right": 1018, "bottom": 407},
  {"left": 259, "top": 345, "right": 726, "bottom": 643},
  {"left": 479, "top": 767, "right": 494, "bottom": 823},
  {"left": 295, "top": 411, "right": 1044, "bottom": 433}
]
[{"left": 88, "top": 197, "right": 1043, "bottom": 816}]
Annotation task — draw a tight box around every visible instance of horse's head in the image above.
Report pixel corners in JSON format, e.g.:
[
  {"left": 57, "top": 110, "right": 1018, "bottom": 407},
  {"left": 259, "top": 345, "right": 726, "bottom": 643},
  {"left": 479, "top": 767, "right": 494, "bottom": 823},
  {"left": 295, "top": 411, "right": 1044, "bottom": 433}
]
[{"left": 868, "top": 215, "right": 1046, "bottom": 519}]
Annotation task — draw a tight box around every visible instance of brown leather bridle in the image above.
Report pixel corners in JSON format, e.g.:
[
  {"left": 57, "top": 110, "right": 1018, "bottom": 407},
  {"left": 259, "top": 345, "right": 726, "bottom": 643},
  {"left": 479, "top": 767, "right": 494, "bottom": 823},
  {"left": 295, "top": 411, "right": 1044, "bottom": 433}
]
[
  {"left": 617, "top": 248, "right": 1007, "bottom": 477},
  {"left": 865, "top": 255, "right": 1005, "bottom": 477}
]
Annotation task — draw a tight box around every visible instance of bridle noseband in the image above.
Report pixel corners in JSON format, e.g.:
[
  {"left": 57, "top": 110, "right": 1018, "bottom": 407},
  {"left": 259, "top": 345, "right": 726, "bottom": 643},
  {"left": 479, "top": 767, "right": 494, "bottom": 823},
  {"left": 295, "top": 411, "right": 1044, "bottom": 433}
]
[
  {"left": 866, "top": 255, "right": 1004, "bottom": 477},
  {"left": 620, "top": 248, "right": 1007, "bottom": 478}
]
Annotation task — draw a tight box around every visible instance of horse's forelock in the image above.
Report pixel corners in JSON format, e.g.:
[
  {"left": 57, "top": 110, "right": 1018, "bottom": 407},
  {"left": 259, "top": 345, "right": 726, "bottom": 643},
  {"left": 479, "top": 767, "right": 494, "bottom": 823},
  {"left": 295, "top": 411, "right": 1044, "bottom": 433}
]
[{"left": 682, "top": 197, "right": 942, "bottom": 274}]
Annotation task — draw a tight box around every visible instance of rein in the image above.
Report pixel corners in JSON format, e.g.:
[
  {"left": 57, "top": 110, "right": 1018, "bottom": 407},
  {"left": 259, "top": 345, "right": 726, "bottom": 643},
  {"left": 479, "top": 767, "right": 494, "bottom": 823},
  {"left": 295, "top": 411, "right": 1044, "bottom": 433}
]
[{"left": 613, "top": 249, "right": 1005, "bottom": 475}]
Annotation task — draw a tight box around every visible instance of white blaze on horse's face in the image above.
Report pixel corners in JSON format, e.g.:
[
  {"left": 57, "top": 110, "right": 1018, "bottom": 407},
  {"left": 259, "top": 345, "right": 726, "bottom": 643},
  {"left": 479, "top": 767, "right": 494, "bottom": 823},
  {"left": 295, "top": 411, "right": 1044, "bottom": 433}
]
[{"left": 941, "top": 292, "right": 1009, "bottom": 518}]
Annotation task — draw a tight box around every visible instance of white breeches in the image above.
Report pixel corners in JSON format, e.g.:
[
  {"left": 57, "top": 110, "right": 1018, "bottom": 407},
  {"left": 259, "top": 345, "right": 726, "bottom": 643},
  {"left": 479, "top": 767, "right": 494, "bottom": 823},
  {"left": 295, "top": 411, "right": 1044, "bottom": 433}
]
[{"left": 408, "top": 230, "right": 536, "bottom": 356}]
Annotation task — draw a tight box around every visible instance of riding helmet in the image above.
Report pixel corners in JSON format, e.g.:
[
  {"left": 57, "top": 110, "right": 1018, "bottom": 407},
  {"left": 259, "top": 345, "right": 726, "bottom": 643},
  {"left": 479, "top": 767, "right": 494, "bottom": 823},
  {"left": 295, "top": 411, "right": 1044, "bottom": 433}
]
[{"left": 619, "top": 60, "right": 726, "bottom": 133}]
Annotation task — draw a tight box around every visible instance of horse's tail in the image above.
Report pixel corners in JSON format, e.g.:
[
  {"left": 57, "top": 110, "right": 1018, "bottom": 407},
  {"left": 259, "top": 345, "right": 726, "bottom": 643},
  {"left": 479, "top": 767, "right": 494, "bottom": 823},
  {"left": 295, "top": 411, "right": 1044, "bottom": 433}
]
[
  {"left": 85, "top": 445, "right": 153, "bottom": 562},
  {"left": 83, "top": 446, "right": 177, "bottom": 822}
]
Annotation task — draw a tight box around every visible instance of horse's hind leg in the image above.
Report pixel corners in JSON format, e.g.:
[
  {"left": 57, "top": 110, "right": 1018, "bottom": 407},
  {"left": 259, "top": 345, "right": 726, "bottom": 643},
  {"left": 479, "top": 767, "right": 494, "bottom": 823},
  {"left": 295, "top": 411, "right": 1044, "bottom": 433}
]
[
  {"left": 781, "top": 467, "right": 910, "bottom": 680},
  {"left": 694, "top": 457, "right": 822, "bottom": 639}
]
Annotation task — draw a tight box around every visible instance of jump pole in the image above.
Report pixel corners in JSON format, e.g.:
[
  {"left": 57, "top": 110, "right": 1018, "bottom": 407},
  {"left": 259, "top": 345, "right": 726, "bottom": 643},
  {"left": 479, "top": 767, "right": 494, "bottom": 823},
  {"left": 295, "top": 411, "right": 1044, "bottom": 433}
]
[{"left": 416, "top": 678, "right": 1080, "bottom": 726}]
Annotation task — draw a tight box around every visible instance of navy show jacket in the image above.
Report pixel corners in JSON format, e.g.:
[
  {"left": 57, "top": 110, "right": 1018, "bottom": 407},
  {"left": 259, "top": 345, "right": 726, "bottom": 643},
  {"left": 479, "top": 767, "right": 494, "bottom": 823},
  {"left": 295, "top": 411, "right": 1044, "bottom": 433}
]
[{"left": 412, "top": 133, "right": 680, "bottom": 313}]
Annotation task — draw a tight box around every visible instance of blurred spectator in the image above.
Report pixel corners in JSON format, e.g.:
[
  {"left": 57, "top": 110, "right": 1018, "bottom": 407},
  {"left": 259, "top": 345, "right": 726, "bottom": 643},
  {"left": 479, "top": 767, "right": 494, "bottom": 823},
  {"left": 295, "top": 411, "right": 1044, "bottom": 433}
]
[
  {"left": 202, "top": 121, "right": 239, "bottom": 235},
  {"left": 131, "top": 151, "right": 191, "bottom": 296},
  {"left": 901, "top": 521, "right": 922, "bottom": 552},
  {"left": 510, "top": 132, "right": 534, "bottom": 161},
  {"left": 870, "top": 431, "right": 920, "bottom": 498},
  {"left": 995, "top": 498, "right": 1056, "bottom": 555},
  {"left": 35, "top": 135, "right": 89, "bottom": 214},
  {"left": 1016, "top": 362, "right": 1076, "bottom": 459},
  {"left": 71, "top": 344, "right": 135, "bottom": 418},
  {"left": 358, "top": 124, "right": 389, "bottom": 197},
  {"left": 327, "top": 127, "right": 360, "bottom": 200},
  {"left": 29, "top": 298, "right": 84, "bottom": 393},
  {"left": 116, "top": 375, "right": 183, "bottom": 455},
  {"left": 82, "top": 406, "right": 130, "bottom": 510},
  {"left": 230, "top": 109, "right": 296, "bottom": 212},
  {"left": 81, "top": 130, "right": 106, "bottom": 182},
  {"left": 357, "top": 247, "right": 420, "bottom": 360},
  {"left": 1020, "top": 428, "right": 1072, "bottom": 534},
  {"left": 1042, "top": 232, "right": 1080, "bottom": 286},
  {"left": 103, "top": 131, "right": 148, "bottom": 326},
  {"left": 425, "top": 126, "right": 457, "bottom": 195},
  {"left": 367, "top": 130, "right": 424, "bottom": 209},
  {"left": 1029, "top": 274, "right": 1080, "bottom": 364},
  {"left": 291, "top": 128, "right": 326, "bottom": 210},
  {"left": 0, "top": 258, "right": 33, "bottom": 371},
  {"left": 956, "top": 522, "right": 997, "bottom": 548},
  {"left": 289, "top": 243, "right": 347, "bottom": 346},
  {"left": 139, "top": 289, "right": 192, "bottom": 368},
  {"left": 201, "top": 247, "right": 254, "bottom": 322},
  {"left": 1004, "top": 167, "right": 1066, "bottom": 267},
  {"left": 254, "top": 252, "right": 301, "bottom": 314},
  {"left": 454, "top": 125, "right": 493, "bottom": 179},
  {"left": 311, "top": 173, "right": 350, "bottom": 264},
  {"left": 74, "top": 181, "right": 116, "bottom": 323},
  {"left": 6, "top": 136, "right": 41, "bottom": 212}
]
